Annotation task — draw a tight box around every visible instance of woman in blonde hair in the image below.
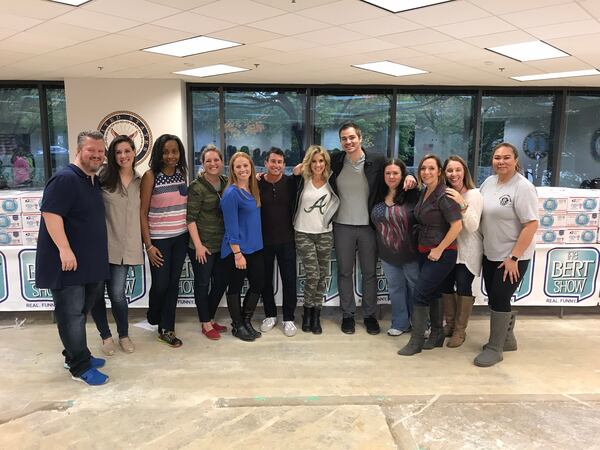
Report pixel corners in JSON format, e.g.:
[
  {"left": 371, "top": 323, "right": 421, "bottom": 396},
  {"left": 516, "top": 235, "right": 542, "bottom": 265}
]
[
  {"left": 220, "top": 152, "right": 264, "bottom": 342},
  {"left": 293, "top": 145, "right": 339, "bottom": 334}
]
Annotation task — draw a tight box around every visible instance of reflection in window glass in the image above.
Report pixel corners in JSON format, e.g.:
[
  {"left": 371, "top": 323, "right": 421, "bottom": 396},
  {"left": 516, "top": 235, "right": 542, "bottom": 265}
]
[
  {"left": 561, "top": 95, "right": 600, "bottom": 188},
  {"left": 46, "top": 88, "right": 69, "bottom": 176},
  {"left": 396, "top": 94, "right": 474, "bottom": 174},
  {"left": 0, "top": 88, "right": 42, "bottom": 189},
  {"left": 480, "top": 94, "right": 555, "bottom": 186},
  {"left": 191, "top": 90, "right": 220, "bottom": 175},
  {"left": 224, "top": 91, "right": 306, "bottom": 171},
  {"left": 313, "top": 93, "right": 391, "bottom": 156}
]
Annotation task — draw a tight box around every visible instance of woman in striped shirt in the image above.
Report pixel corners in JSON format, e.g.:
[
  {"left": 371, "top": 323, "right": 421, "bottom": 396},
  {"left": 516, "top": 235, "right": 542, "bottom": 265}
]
[{"left": 140, "top": 134, "right": 188, "bottom": 348}]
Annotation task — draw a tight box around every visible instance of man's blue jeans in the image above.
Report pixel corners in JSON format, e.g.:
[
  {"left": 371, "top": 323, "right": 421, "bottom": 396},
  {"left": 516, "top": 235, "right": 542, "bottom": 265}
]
[
  {"left": 381, "top": 259, "right": 419, "bottom": 331},
  {"left": 51, "top": 281, "right": 105, "bottom": 376}
]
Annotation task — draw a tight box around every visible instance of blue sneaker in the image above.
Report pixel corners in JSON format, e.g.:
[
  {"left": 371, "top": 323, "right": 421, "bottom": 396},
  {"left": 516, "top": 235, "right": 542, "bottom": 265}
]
[
  {"left": 64, "top": 356, "right": 105, "bottom": 370},
  {"left": 71, "top": 367, "right": 109, "bottom": 386}
]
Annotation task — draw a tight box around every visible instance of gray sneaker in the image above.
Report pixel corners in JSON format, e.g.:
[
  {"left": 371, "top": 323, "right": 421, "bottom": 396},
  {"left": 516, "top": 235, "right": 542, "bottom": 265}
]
[
  {"left": 283, "top": 321, "right": 297, "bottom": 337},
  {"left": 260, "top": 317, "right": 277, "bottom": 332}
]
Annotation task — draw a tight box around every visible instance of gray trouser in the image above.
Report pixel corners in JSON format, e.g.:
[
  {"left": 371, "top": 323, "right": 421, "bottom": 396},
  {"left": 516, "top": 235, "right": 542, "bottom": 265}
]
[
  {"left": 296, "top": 231, "right": 333, "bottom": 308},
  {"left": 333, "top": 223, "right": 377, "bottom": 318}
]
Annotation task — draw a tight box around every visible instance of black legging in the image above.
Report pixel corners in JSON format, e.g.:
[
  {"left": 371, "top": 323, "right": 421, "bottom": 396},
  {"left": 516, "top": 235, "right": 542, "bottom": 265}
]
[
  {"left": 225, "top": 250, "right": 265, "bottom": 296},
  {"left": 482, "top": 256, "right": 530, "bottom": 312}
]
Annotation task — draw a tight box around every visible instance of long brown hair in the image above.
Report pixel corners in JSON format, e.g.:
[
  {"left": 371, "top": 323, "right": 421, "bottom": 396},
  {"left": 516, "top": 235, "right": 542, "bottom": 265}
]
[
  {"left": 416, "top": 153, "right": 443, "bottom": 188},
  {"left": 227, "top": 152, "right": 261, "bottom": 207},
  {"left": 443, "top": 155, "right": 475, "bottom": 190}
]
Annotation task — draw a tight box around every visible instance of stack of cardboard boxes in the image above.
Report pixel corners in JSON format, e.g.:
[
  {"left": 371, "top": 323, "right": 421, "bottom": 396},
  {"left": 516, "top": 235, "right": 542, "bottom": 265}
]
[
  {"left": 536, "top": 187, "right": 600, "bottom": 244},
  {"left": 0, "top": 190, "right": 43, "bottom": 246}
]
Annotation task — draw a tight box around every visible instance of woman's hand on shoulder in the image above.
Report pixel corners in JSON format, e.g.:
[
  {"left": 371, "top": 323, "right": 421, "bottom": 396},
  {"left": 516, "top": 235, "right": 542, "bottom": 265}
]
[
  {"left": 292, "top": 163, "right": 302, "bottom": 176},
  {"left": 403, "top": 175, "right": 417, "bottom": 191},
  {"left": 445, "top": 187, "right": 464, "bottom": 206}
]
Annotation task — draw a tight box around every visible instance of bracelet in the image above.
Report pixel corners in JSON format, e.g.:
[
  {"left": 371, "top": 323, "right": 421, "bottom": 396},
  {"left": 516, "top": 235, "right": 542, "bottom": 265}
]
[
  {"left": 233, "top": 251, "right": 241, "bottom": 255},
  {"left": 146, "top": 245, "right": 154, "bottom": 252}
]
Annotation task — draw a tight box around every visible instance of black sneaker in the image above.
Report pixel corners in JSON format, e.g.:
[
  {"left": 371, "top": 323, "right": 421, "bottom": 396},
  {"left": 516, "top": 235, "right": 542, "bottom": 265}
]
[
  {"left": 364, "top": 317, "right": 381, "bottom": 335},
  {"left": 157, "top": 331, "right": 183, "bottom": 348},
  {"left": 341, "top": 317, "right": 355, "bottom": 334}
]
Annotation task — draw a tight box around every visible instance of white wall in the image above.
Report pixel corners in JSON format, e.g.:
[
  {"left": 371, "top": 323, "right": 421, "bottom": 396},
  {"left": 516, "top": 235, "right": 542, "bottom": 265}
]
[{"left": 64, "top": 78, "right": 186, "bottom": 173}]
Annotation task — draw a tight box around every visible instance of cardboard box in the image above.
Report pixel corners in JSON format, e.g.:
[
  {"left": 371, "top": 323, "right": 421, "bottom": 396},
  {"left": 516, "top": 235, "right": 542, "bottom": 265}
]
[
  {"left": 21, "top": 213, "right": 41, "bottom": 231},
  {"left": 539, "top": 213, "right": 567, "bottom": 229},
  {"left": 538, "top": 197, "right": 568, "bottom": 212},
  {"left": 564, "top": 212, "right": 599, "bottom": 228},
  {"left": 0, "top": 214, "right": 22, "bottom": 230},
  {"left": 535, "top": 229, "right": 566, "bottom": 244},
  {"left": 20, "top": 195, "right": 42, "bottom": 213},
  {"left": 0, "top": 231, "right": 22, "bottom": 246},
  {"left": 0, "top": 196, "right": 22, "bottom": 214},
  {"left": 567, "top": 196, "right": 600, "bottom": 213},
  {"left": 564, "top": 228, "right": 598, "bottom": 244},
  {"left": 21, "top": 231, "right": 38, "bottom": 246}
]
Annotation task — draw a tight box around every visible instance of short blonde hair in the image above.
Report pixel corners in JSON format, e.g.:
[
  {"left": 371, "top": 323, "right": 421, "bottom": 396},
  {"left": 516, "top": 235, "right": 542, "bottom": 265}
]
[
  {"left": 227, "top": 152, "right": 261, "bottom": 207},
  {"left": 301, "top": 145, "right": 331, "bottom": 181}
]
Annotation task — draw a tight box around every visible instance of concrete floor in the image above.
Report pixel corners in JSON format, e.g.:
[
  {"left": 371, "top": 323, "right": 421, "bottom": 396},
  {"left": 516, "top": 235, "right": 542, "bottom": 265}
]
[{"left": 1, "top": 307, "right": 600, "bottom": 450}]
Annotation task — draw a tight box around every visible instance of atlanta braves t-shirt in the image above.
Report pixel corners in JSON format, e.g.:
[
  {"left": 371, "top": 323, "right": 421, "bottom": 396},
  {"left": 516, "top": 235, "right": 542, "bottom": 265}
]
[{"left": 294, "top": 180, "right": 334, "bottom": 234}]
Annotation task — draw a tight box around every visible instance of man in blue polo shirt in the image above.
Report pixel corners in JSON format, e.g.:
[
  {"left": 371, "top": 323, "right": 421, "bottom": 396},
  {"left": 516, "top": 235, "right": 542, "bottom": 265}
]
[{"left": 36, "top": 130, "right": 110, "bottom": 386}]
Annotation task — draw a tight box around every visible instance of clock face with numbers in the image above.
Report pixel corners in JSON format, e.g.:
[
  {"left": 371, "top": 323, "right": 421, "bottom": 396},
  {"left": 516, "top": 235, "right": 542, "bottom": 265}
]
[{"left": 98, "top": 111, "right": 152, "bottom": 163}]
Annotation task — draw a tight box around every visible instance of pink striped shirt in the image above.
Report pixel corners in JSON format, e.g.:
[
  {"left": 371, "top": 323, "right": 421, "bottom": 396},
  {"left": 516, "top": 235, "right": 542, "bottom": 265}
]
[{"left": 148, "top": 169, "right": 188, "bottom": 239}]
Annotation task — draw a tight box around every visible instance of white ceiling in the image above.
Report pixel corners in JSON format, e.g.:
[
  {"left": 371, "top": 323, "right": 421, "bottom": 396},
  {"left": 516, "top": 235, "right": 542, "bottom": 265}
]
[{"left": 1, "top": 0, "right": 600, "bottom": 86}]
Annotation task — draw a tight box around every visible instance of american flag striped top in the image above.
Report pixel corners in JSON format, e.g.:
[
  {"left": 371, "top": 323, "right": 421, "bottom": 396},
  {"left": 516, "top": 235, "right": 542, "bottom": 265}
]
[{"left": 148, "top": 169, "right": 188, "bottom": 240}]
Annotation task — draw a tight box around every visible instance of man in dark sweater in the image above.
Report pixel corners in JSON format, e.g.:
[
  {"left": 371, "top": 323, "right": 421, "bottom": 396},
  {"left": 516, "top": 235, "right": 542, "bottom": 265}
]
[{"left": 258, "top": 148, "right": 298, "bottom": 336}]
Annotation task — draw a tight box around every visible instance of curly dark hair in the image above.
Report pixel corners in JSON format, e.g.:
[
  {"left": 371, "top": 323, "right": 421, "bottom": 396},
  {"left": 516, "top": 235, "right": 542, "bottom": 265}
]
[{"left": 149, "top": 134, "right": 187, "bottom": 178}]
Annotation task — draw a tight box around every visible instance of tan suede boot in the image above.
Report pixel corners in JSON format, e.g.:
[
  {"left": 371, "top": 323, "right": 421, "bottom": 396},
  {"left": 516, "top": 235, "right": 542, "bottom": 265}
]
[
  {"left": 447, "top": 295, "right": 475, "bottom": 348},
  {"left": 442, "top": 293, "right": 457, "bottom": 337}
]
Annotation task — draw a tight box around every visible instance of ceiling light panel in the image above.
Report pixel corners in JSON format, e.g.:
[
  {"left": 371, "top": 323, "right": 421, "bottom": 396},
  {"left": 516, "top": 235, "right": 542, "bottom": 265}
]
[
  {"left": 352, "top": 61, "right": 427, "bottom": 77},
  {"left": 174, "top": 64, "right": 249, "bottom": 78},
  {"left": 512, "top": 69, "right": 600, "bottom": 82},
  {"left": 143, "top": 36, "right": 242, "bottom": 57},
  {"left": 361, "top": 0, "right": 454, "bottom": 13},
  {"left": 48, "top": 0, "right": 91, "bottom": 5},
  {"left": 486, "top": 40, "right": 569, "bottom": 62}
]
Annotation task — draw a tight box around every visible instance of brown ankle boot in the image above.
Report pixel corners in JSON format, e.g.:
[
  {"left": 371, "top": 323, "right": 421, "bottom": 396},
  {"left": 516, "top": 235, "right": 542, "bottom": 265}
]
[
  {"left": 447, "top": 295, "right": 474, "bottom": 348},
  {"left": 442, "top": 293, "right": 457, "bottom": 337}
]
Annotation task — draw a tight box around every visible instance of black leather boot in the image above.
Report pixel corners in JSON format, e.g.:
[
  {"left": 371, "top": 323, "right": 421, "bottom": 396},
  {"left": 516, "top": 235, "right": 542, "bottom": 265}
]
[
  {"left": 302, "top": 306, "right": 313, "bottom": 332},
  {"left": 311, "top": 308, "right": 322, "bottom": 334},
  {"left": 423, "top": 297, "right": 445, "bottom": 349},
  {"left": 242, "top": 292, "right": 262, "bottom": 338},
  {"left": 226, "top": 294, "right": 254, "bottom": 342}
]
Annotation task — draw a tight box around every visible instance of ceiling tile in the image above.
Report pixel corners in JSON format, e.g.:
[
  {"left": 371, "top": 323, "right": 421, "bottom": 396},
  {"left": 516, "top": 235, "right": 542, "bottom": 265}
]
[
  {"left": 295, "top": 27, "right": 367, "bottom": 45},
  {"left": 400, "top": 1, "right": 491, "bottom": 27},
  {"left": 0, "top": 13, "right": 43, "bottom": 32},
  {"left": 524, "top": 56, "right": 592, "bottom": 72},
  {"left": 253, "top": 0, "right": 340, "bottom": 12},
  {"left": 208, "top": 26, "right": 283, "bottom": 44},
  {"left": 192, "top": 0, "right": 286, "bottom": 24},
  {"left": 380, "top": 28, "right": 452, "bottom": 47},
  {"left": 152, "top": 12, "right": 236, "bottom": 35},
  {"left": 341, "top": 15, "right": 423, "bottom": 37},
  {"left": 248, "top": 14, "right": 329, "bottom": 35},
  {"left": 501, "top": 3, "right": 592, "bottom": 29},
  {"left": 53, "top": 9, "right": 142, "bottom": 33},
  {"left": 435, "top": 16, "right": 516, "bottom": 38},
  {"left": 548, "top": 32, "right": 600, "bottom": 55},
  {"left": 254, "top": 37, "right": 319, "bottom": 52},
  {"left": 119, "top": 24, "right": 194, "bottom": 44},
  {"left": 472, "top": 0, "right": 571, "bottom": 15},
  {"left": 411, "top": 39, "right": 480, "bottom": 56},
  {"left": 0, "top": 28, "right": 19, "bottom": 40},
  {"left": 298, "top": 0, "right": 388, "bottom": 25},
  {"left": 28, "top": 22, "right": 108, "bottom": 43},
  {"left": 0, "top": 50, "right": 33, "bottom": 67},
  {"left": 146, "top": 0, "right": 216, "bottom": 8},
  {"left": 527, "top": 19, "right": 600, "bottom": 40},
  {"left": 333, "top": 37, "right": 399, "bottom": 54},
  {"left": 464, "top": 30, "right": 537, "bottom": 48},
  {"left": 0, "top": 0, "right": 73, "bottom": 20},
  {"left": 83, "top": 0, "right": 183, "bottom": 22},
  {"left": 255, "top": 51, "right": 315, "bottom": 65},
  {"left": 578, "top": 0, "right": 600, "bottom": 20}
]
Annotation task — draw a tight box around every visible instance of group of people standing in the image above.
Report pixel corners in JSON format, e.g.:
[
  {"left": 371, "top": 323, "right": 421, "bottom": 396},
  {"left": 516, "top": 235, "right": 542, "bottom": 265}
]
[{"left": 36, "top": 122, "right": 538, "bottom": 386}]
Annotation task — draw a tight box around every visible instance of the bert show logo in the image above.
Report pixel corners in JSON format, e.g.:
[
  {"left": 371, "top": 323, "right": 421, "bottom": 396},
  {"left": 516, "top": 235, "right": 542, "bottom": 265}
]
[{"left": 545, "top": 248, "right": 599, "bottom": 303}]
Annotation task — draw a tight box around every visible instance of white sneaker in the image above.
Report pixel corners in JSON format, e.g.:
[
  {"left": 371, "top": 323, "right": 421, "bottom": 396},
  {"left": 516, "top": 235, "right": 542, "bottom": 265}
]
[
  {"left": 283, "top": 321, "right": 297, "bottom": 337},
  {"left": 387, "top": 328, "right": 404, "bottom": 336},
  {"left": 260, "top": 317, "right": 277, "bottom": 332}
]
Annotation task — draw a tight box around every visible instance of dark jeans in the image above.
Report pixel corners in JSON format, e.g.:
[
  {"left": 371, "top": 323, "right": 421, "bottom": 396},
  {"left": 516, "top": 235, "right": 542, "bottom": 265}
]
[
  {"left": 91, "top": 264, "right": 130, "bottom": 340},
  {"left": 333, "top": 223, "right": 378, "bottom": 318},
  {"left": 225, "top": 250, "right": 265, "bottom": 297},
  {"left": 441, "top": 263, "right": 475, "bottom": 296},
  {"left": 188, "top": 249, "right": 228, "bottom": 323},
  {"left": 262, "top": 241, "right": 297, "bottom": 321},
  {"left": 414, "top": 249, "right": 457, "bottom": 307},
  {"left": 51, "top": 281, "right": 105, "bottom": 377},
  {"left": 482, "top": 256, "right": 530, "bottom": 312},
  {"left": 147, "top": 233, "right": 188, "bottom": 332}
]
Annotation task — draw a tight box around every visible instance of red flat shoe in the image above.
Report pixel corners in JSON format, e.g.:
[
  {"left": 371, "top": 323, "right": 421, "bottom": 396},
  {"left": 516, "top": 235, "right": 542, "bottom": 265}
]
[
  {"left": 212, "top": 322, "right": 228, "bottom": 333},
  {"left": 202, "top": 327, "right": 221, "bottom": 340}
]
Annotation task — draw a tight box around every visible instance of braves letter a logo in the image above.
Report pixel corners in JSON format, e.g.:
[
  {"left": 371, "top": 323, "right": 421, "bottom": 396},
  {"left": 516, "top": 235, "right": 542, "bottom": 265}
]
[{"left": 304, "top": 194, "right": 327, "bottom": 215}]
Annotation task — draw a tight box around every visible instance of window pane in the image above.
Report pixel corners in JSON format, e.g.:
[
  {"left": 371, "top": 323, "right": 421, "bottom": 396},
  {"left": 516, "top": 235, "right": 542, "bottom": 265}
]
[
  {"left": 0, "top": 88, "right": 43, "bottom": 189},
  {"left": 313, "top": 93, "right": 392, "bottom": 156},
  {"left": 561, "top": 95, "right": 600, "bottom": 188},
  {"left": 224, "top": 90, "right": 306, "bottom": 171},
  {"left": 480, "top": 94, "right": 555, "bottom": 186},
  {"left": 190, "top": 90, "right": 220, "bottom": 175},
  {"left": 46, "top": 88, "right": 69, "bottom": 176},
  {"left": 396, "top": 93, "right": 474, "bottom": 174}
]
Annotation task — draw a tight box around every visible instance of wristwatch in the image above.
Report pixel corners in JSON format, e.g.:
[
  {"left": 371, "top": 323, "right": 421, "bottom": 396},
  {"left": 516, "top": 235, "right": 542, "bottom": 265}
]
[
  {"left": 509, "top": 255, "right": 519, "bottom": 262},
  {"left": 460, "top": 202, "right": 468, "bottom": 211}
]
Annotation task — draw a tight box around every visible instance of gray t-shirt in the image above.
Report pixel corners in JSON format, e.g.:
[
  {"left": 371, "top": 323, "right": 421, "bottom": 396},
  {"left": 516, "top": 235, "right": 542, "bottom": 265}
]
[
  {"left": 334, "top": 155, "right": 369, "bottom": 225},
  {"left": 480, "top": 173, "right": 539, "bottom": 261}
]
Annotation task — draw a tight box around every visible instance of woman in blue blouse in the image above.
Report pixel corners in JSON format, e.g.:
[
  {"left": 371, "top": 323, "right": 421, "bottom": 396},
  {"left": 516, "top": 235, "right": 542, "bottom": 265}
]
[
  {"left": 220, "top": 152, "right": 264, "bottom": 342},
  {"left": 398, "top": 154, "right": 462, "bottom": 356}
]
